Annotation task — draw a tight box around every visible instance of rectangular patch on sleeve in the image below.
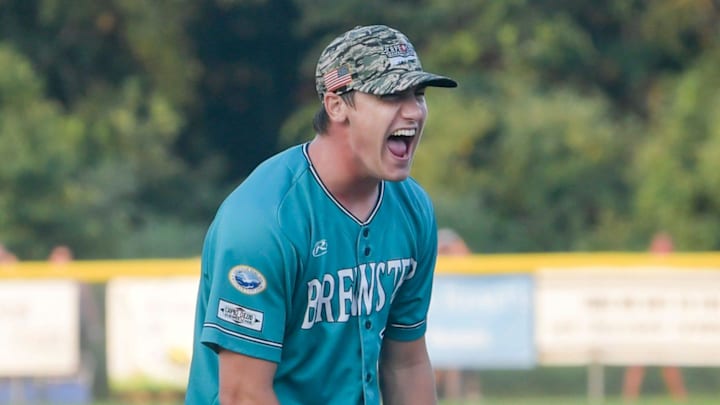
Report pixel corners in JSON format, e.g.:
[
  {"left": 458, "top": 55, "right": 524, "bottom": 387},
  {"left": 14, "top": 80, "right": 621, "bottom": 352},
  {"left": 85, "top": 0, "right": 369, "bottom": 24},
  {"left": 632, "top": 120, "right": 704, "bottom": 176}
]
[{"left": 217, "top": 299, "right": 264, "bottom": 331}]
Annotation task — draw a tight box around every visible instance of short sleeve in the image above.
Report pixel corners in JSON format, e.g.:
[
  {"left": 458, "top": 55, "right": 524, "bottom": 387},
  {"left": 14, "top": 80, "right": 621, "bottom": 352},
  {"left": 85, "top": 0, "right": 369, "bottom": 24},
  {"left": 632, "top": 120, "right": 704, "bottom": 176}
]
[
  {"left": 384, "top": 204, "right": 438, "bottom": 341},
  {"left": 199, "top": 202, "right": 297, "bottom": 363}
]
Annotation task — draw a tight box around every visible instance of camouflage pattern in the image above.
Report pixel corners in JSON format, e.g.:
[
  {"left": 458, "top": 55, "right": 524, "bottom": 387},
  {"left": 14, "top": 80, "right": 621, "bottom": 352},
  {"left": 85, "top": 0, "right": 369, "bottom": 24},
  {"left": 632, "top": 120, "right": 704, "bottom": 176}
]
[{"left": 315, "top": 25, "right": 457, "bottom": 99}]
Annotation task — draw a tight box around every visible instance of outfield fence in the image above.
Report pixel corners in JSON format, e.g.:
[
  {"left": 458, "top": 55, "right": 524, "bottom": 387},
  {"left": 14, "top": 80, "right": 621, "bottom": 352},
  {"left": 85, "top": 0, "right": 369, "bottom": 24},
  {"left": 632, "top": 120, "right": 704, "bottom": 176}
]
[{"left": 2, "top": 252, "right": 720, "bottom": 403}]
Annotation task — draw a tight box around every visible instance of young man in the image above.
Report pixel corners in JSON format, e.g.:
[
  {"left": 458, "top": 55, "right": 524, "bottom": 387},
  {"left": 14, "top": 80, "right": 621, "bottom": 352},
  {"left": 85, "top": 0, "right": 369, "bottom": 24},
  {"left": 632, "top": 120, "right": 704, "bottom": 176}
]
[{"left": 186, "top": 24, "right": 457, "bottom": 405}]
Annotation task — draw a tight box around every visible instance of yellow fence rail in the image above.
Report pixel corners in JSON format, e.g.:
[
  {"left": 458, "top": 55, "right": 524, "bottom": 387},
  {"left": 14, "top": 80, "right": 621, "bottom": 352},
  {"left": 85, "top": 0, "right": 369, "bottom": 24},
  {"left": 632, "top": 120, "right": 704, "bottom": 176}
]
[{"left": 1, "top": 252, "right": 719, "bottom": 282}]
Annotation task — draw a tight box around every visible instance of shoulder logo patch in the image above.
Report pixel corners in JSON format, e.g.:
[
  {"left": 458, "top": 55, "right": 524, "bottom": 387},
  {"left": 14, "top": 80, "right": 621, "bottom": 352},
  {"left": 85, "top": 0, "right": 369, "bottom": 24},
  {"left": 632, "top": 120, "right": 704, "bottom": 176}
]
[
  {"left": 312, "top": 239, "right": 328, "bottom": 257},
  {"left": 218, "top": 299, "right": 264, "bottom": 331},
  {"left": 228, "top": 265, "right": 266, "bottom": 294}
]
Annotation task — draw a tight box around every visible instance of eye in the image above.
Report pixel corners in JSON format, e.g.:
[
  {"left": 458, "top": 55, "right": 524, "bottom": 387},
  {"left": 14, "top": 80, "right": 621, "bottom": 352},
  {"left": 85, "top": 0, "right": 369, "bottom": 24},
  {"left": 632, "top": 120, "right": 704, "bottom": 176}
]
[
  {"left": 381, "top": 88, "right": 424, "bottom": 102},
  {"left": 380, "top": 93, "right": 402, "bottom": 101}
]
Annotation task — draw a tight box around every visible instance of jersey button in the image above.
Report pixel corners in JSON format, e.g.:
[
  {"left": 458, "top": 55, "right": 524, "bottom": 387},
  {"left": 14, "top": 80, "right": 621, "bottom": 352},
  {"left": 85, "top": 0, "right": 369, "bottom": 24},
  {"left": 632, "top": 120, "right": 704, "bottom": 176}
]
[
  {"left": 362, "top": 228, "right": 369, "bottom": 237},
  {"left": 364, "top": 247, "right": 371, "bottom": 256},
  {"left": 365, "top": 373, "right": 372, "bottom": 382},
  {"left": 364, "top": 320, "right": 372, "bottom": 329}
]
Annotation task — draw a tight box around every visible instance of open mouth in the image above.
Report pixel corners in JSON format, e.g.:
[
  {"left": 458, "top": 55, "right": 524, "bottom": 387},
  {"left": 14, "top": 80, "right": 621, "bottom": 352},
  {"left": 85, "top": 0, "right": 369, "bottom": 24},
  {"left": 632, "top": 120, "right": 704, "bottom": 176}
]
[{"left": 387, "top": 128, "right": 416, "bottom": 158}]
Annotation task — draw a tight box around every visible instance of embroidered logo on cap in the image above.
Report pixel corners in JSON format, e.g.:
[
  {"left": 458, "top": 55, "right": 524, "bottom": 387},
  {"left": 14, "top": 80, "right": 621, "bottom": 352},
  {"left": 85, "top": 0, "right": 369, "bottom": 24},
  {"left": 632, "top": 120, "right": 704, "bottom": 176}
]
[{"left": 384, "top": 42, "right": 416, "bottom": 66}]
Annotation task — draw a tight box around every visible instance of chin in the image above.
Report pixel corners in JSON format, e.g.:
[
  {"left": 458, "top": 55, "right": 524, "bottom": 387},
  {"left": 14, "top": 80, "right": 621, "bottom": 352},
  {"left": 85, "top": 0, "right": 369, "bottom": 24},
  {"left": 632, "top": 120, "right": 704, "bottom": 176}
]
[{"left": 383, "top": 171, "right": 411, "bottom": 182}]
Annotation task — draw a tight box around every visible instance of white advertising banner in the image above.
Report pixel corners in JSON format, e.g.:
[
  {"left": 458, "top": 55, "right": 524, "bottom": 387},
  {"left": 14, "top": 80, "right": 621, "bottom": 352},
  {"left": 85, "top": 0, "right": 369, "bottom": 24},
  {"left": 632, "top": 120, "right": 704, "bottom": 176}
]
[
  {"left": 0, "top": 280, "right": 80, "bottom": 376},
  {"left": 536, "top": 267, "right": 720, "bottom": 366},
  {"left": 106, "top": 276, "right": 199, "bottom": 391}
]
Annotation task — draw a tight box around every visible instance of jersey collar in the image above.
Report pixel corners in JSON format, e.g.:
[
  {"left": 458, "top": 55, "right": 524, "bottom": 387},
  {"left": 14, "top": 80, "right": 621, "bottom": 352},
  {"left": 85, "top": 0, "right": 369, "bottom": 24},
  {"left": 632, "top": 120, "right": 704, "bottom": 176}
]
[{"left": 303, "top": 143, "right": 383, "bottom": 226}]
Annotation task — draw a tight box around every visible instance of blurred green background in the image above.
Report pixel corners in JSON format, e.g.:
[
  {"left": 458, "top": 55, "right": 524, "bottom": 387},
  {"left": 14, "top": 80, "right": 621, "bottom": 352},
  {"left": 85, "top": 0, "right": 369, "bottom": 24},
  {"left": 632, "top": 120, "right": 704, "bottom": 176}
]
[
  {"left": 2, "top": 0, "right": 720, "bottom": 403},
  {"left": 2, "top": 0, "right": 720, "bottom": 260}
]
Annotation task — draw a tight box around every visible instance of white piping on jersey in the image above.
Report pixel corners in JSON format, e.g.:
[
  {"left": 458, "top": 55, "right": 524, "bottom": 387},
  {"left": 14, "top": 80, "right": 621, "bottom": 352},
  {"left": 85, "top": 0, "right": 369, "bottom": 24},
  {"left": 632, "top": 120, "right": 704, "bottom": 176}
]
[
  {"left": 204, "top": 322, "right": 283, "bottom": 348},
  {"left": 302, "top": 143, "right": 383, "bottom": 226},
  {"left": 389, "top": 319, "right": 426, "bottom": 329}
]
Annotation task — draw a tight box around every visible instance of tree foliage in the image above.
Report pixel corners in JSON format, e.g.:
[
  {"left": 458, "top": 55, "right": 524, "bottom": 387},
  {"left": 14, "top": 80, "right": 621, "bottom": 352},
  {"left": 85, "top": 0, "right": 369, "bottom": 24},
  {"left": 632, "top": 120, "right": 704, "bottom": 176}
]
[{"left": 1, "top": 0, "right": 720, "bottom": 258}]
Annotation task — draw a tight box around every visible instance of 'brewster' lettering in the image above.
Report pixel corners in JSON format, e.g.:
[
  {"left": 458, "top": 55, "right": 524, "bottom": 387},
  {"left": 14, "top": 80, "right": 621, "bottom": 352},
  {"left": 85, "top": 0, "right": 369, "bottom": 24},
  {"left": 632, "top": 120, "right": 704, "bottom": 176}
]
[{"left": 301, "top": 258, "right": 417, "bottom": 329}]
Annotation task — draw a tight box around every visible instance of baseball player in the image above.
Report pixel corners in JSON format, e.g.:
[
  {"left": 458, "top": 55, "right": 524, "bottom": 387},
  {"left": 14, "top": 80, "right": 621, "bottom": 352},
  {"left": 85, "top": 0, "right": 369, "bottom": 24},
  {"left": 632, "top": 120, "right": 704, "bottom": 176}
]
[{"left": 185, "top": 24, "right": 457, "bottom": 405}]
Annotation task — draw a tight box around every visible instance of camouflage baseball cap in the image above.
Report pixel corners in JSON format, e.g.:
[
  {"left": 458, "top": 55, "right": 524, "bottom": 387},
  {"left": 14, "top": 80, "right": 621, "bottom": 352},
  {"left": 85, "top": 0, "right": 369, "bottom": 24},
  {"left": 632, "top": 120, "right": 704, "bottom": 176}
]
[{"left": 315, "top": 25, "right": 457, "bottom": 99}]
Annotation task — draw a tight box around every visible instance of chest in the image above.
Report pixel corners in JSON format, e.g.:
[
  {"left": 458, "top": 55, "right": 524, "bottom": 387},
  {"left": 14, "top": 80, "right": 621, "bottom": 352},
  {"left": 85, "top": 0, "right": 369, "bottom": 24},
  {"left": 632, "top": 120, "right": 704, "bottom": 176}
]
[{"left": 296, "top": 214, "right": 418, "bottom": 329}]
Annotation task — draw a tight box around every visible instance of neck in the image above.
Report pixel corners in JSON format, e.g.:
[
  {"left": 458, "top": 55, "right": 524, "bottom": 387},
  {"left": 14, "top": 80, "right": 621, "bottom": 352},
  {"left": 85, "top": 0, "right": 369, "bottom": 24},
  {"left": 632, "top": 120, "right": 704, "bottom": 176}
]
[{"left": 307, "top": 135, "right": 380, "bottom": 221}]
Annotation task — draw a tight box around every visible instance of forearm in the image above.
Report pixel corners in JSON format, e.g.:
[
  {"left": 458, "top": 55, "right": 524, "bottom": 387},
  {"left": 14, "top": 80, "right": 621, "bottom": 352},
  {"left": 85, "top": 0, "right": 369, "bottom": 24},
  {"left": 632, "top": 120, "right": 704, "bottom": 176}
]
[
  {"left": 218, "top": 387, "right": 280, "bottom": 405},
  {"left": 218, "top": 350, "right": 280, "bottom": 405},
  {"left": 380, "top": 357, "right": 438, "bottom": 405}
]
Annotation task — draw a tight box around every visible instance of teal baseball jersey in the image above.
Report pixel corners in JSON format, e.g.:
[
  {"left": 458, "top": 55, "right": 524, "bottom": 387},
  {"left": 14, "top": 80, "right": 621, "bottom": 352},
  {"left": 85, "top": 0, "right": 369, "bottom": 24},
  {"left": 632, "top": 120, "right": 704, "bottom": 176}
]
[{"left": 185, "top": 143, "right": 438, "bottom": 405}]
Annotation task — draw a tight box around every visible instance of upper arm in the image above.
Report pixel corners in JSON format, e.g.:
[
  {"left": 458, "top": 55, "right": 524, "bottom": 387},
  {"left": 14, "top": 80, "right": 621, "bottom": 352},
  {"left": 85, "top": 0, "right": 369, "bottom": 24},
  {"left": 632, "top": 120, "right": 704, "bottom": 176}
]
[
  {"left": 380, "top": 336, "right": 432, "bottom": 368},
  {"left": 219, "top": 350, "right": 279, "bottom": 405}
]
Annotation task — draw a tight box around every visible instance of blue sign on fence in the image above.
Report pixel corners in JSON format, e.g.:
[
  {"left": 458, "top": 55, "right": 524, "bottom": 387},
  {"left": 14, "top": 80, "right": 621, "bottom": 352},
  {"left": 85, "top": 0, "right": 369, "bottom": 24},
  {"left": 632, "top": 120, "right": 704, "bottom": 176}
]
[{"left": 426, "top": 275, "right": 535, "bottom": 369}]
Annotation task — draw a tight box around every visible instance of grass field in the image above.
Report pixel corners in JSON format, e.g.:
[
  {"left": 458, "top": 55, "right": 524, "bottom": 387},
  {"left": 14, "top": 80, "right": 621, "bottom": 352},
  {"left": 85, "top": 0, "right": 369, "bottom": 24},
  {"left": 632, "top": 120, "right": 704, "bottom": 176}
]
[{"left": 441, "top": 396, "right": 719, "bottom": 405}]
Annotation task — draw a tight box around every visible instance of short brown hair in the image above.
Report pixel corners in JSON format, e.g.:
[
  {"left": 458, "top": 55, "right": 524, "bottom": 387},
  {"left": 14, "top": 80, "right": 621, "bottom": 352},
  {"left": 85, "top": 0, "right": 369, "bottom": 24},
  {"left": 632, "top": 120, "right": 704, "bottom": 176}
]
[{"left": 312, "top": 91, "right": 356, "bottom": 134}]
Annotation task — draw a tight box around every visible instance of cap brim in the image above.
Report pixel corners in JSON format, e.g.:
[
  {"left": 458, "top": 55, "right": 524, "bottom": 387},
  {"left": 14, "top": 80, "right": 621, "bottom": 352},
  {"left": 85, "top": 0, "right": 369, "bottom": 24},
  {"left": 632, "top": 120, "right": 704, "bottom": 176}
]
[
  {"left": 360, "top": 71, "right": 458, "bottom": 96},
  {"left": 407, "top": 71, "right": 458, "bottom": 89}
]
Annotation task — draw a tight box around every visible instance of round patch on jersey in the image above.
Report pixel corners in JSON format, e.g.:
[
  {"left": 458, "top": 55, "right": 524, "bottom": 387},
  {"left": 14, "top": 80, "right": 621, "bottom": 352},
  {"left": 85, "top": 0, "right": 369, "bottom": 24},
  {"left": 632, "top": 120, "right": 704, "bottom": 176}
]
[{"left": 228, "top": 265, "right": 266, "bottom": 295}]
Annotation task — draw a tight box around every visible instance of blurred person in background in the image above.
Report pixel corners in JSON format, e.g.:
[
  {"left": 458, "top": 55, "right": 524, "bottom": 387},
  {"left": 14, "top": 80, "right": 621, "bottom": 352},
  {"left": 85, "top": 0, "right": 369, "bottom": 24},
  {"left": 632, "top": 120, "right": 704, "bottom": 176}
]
[
  {"left": 622, "top": 232, "right": 688, "bottom": 402},
  {"left": 48, "top": 245, "right": 101, "bottom": 403},
  {"left": 185, "top": 24, "right": 457, "bottom": 405},
  {"left": 49, "top": 245, "right": 74, "bottom": 263},
  {"left": 435, "top": 228, "right": 482, "bottom": 401},
  {"left": 0, "top": 243, "right": 18, "bottom": 263}
]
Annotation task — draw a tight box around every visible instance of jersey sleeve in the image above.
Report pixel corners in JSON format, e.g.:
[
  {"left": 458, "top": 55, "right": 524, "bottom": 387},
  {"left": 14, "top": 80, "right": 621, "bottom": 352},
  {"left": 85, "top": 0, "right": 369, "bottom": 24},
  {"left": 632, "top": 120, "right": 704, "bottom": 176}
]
[
  {"left": 199, "top": 201, "right": 297, "bottom": 363},
  {"left": 384, "top": 202, "right": 438, "bottom": 341}
]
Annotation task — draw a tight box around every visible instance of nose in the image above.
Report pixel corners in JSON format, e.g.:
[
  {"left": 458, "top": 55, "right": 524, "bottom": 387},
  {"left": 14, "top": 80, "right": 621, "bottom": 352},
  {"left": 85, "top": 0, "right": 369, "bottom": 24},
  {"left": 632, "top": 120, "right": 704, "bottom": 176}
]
[{"left": 400, "top": 93, "right": 427, "bottom": 121}]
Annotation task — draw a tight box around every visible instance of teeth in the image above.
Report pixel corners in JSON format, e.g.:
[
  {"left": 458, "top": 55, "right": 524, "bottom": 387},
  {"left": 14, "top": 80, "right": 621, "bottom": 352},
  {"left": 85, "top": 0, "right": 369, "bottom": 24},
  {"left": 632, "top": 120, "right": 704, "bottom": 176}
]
[{"left": 390, "top": 129, "right": 416, "bottom": 137}]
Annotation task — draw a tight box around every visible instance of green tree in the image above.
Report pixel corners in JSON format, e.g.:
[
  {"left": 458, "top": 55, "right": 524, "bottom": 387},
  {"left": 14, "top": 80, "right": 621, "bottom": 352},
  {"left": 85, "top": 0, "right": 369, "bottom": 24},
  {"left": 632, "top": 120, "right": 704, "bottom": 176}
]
[
  {"left": 0, "top": 42, "right": 204, "bottom": 258},
  {"left": 631, "top": 49, "right": 720, "bottom": 250},
  {"left": 0, "top": 44, "right": 86, "bottom": 257},
  {"left": 290, "top": 0, "right": 720, "bottom": 251},
  {"left": 415, "top": 79, "right": 637, "bottom": 252},
  {"left": 3, "top": 0, "right": 720, "bottom": 257}
]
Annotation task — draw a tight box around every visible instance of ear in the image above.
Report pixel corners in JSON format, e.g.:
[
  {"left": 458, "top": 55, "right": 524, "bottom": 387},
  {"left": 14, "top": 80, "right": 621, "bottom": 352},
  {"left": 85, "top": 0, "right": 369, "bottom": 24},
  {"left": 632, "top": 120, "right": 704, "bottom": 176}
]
[{"left": 323, "top": 92, "right": 349, "bottom": 124}]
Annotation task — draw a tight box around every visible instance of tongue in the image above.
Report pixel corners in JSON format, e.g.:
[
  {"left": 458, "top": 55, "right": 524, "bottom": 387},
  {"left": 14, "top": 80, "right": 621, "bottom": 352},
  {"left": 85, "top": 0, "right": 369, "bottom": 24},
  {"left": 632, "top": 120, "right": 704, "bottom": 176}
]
[{"left": 387, "top": 138, "right": 408, "bottom": 157}]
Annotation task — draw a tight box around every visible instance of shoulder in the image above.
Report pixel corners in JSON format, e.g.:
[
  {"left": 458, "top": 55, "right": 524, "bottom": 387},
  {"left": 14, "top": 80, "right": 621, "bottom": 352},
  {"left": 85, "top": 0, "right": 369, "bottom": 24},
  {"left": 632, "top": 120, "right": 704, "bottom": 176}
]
[
  {"left": 384, "top": 177, "right": 434, "bottom": 215},
  {"left": 382, "top": 178, "right": 437, "bottom": 249},
  {"left": 212, "top": 145, "right": 311, "bottom": 237},
  {"left": 221, "top": 145, "right": 308, "bottom": 213}
]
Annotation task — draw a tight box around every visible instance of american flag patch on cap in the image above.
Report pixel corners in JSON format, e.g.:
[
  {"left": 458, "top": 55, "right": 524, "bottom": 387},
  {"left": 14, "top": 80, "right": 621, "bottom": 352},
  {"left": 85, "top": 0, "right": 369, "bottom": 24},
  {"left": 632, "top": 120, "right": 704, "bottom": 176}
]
[{"left": 323, "top": 65, "right": 352, "bottom": 92}]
